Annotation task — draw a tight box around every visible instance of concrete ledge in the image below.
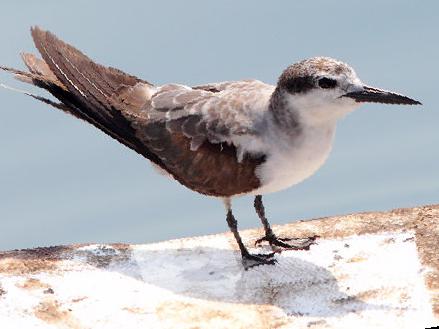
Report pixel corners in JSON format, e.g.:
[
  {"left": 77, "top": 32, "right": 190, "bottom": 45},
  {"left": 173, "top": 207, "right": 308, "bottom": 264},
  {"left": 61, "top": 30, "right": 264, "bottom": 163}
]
[{"left": 0, "top": 205, "right": 438, "bottom": 328}]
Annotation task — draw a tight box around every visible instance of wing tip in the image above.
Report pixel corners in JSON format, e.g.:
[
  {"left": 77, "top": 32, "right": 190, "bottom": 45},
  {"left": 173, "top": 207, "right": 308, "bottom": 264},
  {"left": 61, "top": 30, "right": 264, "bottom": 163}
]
[
  {"left": 30, "top": 26, "right": 47, "bottom": 53},
  {"left": 30, "top": 26, "right": 59, "bottom": 51},
  {"left": 30, "top": 25, "right": 45, "bottom": 35},
  {"left": 30, "top": 25, "right": 43, "bottom": 39}
]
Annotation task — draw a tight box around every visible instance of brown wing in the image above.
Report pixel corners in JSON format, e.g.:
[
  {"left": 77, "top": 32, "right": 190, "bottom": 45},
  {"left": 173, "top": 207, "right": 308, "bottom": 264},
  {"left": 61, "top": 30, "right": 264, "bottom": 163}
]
[
  {"left": 1, "top": 27, "right": 266, "bottom": 197},
  {"left": 140, "top": 81, "right": 271, "bottom": 196}
]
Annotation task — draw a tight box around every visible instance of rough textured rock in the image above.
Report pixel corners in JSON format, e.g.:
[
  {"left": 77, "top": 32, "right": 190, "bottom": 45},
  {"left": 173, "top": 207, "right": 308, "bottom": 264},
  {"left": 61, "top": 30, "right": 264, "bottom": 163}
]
[{"left": 0, "top": 204, "right": 438, "bottom": 329}]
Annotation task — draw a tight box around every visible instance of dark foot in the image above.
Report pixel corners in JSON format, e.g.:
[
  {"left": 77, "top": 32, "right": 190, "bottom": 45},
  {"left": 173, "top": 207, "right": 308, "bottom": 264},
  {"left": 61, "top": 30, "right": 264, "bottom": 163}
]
[
  {"left": 255, "top": 233, "right": 319, "bottom": 250},
  {"left": 241, "top": 251, "right": 277, "bottom": 270}
]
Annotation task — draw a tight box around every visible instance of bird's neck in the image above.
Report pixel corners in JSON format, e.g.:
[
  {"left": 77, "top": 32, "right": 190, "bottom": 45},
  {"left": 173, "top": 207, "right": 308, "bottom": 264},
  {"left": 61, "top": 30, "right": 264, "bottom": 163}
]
[
  {"left": 269, "top": 87, "right": 344, "bottom": 134},
  {"left": 268, "top": 87, "right": 303, "bottom": 135}
]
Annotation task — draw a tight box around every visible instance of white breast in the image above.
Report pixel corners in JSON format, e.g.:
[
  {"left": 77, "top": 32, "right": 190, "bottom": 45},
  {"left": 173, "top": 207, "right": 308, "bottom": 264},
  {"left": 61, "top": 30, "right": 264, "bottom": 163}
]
[{"left": 251, "top": 123, "right": 336, "bottom": 195}]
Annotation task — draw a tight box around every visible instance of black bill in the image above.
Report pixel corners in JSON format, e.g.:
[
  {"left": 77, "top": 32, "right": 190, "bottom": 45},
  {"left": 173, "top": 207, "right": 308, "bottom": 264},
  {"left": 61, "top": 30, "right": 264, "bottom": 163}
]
[{"left": 342, "top": 86, "right": 421, "bottom": 105}]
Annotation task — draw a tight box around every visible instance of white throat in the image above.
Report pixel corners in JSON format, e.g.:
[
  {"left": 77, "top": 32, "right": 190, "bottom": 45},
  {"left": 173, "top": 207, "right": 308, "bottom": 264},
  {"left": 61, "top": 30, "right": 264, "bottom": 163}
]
[
  {"left": 287, "top": 90, "right": 360, "bottom": 127},
  {"left": 248, "top": 92, "right": 360, "bottom": 196}
]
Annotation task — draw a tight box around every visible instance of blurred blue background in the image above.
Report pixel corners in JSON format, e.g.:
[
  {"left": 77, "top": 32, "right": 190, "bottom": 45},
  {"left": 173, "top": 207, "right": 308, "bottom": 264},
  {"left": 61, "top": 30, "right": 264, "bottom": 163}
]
[{"left": 0, "top": 1, "right": 437, "bottom": 251}]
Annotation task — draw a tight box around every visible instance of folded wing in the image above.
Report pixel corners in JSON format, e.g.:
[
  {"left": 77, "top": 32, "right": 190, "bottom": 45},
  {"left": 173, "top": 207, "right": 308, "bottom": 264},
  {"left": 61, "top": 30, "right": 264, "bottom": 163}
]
[{"left": 1, "top": 27, "right": 269, "bottom": 196}]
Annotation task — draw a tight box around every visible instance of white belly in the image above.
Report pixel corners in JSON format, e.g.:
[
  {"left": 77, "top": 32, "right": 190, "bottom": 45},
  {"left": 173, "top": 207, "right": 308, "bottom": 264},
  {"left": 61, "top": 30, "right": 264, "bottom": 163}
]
[{"left": 251, "top": 124, "right": 336, "bottom": 195}]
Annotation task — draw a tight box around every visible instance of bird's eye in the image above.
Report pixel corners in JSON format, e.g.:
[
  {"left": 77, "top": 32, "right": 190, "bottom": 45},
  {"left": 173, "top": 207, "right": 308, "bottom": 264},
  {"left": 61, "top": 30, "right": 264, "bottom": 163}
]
[{"left": 318, "top": 77, "right": 337, "bottom": 89}]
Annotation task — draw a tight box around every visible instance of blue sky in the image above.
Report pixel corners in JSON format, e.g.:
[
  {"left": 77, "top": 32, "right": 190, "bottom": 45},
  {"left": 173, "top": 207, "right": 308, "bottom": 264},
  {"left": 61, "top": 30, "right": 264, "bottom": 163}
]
[{"left": 0, "top": 1, "right": 437, "bottom": 250}]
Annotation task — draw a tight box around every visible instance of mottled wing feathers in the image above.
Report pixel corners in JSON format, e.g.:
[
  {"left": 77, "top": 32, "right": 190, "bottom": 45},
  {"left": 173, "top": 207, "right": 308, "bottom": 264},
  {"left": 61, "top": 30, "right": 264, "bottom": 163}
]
[
  {"left": 150, "top": 81, "right": 271, "bottom": 150},
  {"left": 139, "top": 81, "right": 269, "bottom": 195},
  {"left": 1, "top": 27, "right": 268, "bottom": 196},
  {"left": 138, "top": 81, "right": 271, "bottom": 195}
]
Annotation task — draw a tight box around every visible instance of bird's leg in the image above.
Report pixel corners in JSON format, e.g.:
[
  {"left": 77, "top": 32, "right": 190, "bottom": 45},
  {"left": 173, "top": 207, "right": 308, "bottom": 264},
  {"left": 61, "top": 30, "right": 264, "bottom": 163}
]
[
  {"left": 223, "top": 198, "right": 276, "bottom": 270},
  {"left": 254, "top": 195, "right": 318, "bottom": 250}
]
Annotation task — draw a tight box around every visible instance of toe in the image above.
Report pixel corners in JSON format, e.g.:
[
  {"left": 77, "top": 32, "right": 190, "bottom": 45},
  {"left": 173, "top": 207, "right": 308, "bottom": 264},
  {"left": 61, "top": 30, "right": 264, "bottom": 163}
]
[
  {"left": 242, "top": 253, "right": 277, "bottom": 270},
  {"left": 274, "top": 236, "right": 318, "bottom": 250},
  {"left": 255, "top": 234, "right": 319, "bottom": 250}
]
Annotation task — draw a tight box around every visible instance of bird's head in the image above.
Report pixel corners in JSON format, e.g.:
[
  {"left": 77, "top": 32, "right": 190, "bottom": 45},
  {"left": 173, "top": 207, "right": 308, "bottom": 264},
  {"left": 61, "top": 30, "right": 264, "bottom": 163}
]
[{"left": 276, "top": 57, "right": 421, "bottom": 126}]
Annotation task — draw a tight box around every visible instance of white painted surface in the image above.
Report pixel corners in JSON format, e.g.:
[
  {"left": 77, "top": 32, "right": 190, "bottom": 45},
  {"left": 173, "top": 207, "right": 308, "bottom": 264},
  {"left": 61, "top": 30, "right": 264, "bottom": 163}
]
[{"left": 0, "top": 231, "right": 436, "bottom": 329}]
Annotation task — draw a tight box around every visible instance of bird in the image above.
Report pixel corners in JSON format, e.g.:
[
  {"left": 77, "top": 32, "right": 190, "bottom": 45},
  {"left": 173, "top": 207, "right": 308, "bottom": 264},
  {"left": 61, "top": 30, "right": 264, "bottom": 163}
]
[{"left": 1, "top": 27, "right": 421, "bottom": 269}]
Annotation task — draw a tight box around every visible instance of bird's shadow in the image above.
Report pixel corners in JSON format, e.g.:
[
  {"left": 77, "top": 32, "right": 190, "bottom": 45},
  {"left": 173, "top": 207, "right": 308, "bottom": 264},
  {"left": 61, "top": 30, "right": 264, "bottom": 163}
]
[{"left": 76, "top": 243, "right": 396, "bottom": 318}]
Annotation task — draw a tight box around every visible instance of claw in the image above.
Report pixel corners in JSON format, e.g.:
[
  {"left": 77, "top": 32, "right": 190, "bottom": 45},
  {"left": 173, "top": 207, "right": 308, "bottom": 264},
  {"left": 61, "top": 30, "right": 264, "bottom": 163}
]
[
  {"left": 255, "top": 234, "right": 319, "bottom": 250},
  {"left": 241, "top": 252, "right": 277, "bottom": 270}
]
